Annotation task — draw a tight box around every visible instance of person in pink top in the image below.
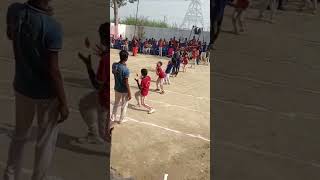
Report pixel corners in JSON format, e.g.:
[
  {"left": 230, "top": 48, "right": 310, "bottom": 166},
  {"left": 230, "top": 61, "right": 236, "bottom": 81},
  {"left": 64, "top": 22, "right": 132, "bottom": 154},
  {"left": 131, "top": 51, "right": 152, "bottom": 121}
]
[
  {"left": 134, "top": 69, "right": 155, "bottom": 114},
  {"left": 158, "top": 38, "right": 164, "bottom": 57}
]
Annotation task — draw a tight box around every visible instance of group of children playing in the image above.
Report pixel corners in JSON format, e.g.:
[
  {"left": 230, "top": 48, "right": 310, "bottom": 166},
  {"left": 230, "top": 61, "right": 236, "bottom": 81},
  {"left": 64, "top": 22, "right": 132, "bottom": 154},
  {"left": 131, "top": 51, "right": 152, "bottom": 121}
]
[
  {"left": 224, "top": 0, "right": 317, "bottom": 36},
  {"left": 133, "top": 48, "right": 199, "bottom": 114}
]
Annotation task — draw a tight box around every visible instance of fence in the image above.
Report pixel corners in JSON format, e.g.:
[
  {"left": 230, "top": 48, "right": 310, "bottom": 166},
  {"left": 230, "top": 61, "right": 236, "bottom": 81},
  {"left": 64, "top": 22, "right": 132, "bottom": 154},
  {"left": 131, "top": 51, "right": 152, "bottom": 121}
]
[{"left": 111, "top": 23, "right": 211, "bottom": 43}]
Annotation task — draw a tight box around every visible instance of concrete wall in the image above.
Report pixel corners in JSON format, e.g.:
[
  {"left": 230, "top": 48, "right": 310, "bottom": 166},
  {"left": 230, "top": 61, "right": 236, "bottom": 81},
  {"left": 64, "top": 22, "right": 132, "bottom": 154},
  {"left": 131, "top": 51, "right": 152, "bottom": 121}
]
[{"left": 111, "top": 23, "right": 211, "bottom": 43}]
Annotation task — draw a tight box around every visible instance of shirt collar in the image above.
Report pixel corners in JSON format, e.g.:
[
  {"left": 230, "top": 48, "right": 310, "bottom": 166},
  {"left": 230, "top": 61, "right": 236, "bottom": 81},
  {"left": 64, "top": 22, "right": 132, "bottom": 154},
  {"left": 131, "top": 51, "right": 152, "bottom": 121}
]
[{"left": 25, "top": 2, "right": 52, "bottom": 15}]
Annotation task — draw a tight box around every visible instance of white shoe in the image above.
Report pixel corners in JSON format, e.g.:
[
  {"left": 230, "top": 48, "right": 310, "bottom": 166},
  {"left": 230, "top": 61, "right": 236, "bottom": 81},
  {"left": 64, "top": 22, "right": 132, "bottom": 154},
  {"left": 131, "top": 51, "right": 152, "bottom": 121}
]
[{"left": 148, "top": 109, "right": 156, "bottom": 114}]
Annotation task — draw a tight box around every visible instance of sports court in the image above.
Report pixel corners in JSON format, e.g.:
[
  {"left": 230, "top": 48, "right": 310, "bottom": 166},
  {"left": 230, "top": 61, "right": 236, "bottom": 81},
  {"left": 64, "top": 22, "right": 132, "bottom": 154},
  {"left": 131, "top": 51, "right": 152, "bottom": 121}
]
[{"left": 110, "top": 49, "right": 210, "bottom": 179}]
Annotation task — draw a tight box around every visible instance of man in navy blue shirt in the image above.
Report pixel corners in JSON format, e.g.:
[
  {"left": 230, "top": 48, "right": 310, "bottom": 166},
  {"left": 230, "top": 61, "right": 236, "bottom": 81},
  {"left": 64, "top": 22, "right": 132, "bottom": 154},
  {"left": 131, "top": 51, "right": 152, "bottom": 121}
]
[
  {"left": 4, "top": 1, "right": 68, "bottom": 180},
  {"left": 210, "top": 0, "right": 228, "bottom": 48}
]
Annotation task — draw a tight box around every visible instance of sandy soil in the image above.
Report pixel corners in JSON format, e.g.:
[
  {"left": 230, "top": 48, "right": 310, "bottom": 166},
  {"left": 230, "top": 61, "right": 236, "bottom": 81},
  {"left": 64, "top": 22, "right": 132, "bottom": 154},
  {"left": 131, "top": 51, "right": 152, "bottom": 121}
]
[
  {"left": 0, "top": 0, "right": 108, "bottom": 179},
  {"left": 110, "top": 49, "right": 210, "bottom": 179},
  {"left": 213, "top": 4, "right": 320, "bottom": 180},
  {"left": 0, "top": 1, "right": 210, "bottom": 179}
]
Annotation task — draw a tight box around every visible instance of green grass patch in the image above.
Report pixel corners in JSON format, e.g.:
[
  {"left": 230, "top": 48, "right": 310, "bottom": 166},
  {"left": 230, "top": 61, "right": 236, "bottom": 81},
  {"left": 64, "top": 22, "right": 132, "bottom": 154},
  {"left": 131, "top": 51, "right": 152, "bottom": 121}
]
[{"left": 120, "top": 16, "right": 170, "bottom": 28}]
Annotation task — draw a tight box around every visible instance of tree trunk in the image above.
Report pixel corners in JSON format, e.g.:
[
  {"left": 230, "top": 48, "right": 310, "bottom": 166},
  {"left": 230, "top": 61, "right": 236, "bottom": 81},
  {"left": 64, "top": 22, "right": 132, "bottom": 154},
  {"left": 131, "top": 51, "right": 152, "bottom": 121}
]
[{"left": 113, "top": 0, "right": 119, "bottom": 37}]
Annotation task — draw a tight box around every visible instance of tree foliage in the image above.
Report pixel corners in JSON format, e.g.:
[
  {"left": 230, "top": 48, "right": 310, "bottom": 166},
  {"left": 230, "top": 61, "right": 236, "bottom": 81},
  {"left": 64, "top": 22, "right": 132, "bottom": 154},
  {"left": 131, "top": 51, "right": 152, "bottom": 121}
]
[{"left": 110, "top": 0, "right": 127, "bottom": 8}]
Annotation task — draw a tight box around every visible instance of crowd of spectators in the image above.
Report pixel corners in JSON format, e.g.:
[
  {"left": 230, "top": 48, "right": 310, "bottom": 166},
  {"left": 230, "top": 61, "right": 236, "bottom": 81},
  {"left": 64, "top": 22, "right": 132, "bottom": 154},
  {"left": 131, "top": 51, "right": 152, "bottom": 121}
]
[{"left": 110, "top": 34, "right": 209, "bottom": 58}]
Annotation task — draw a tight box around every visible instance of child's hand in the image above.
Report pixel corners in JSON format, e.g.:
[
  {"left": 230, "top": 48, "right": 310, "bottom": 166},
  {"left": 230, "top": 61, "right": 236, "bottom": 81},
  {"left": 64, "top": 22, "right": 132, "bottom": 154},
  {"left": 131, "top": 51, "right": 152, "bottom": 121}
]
[
  {"left": 134, "top": 73, "right": 140, "bottom": 81},
  {"left": 78, "top": 52, "right": 92, "bottom": 67},
  {"left": 93, "top": 44, "right": 105, "bottom": 57}
]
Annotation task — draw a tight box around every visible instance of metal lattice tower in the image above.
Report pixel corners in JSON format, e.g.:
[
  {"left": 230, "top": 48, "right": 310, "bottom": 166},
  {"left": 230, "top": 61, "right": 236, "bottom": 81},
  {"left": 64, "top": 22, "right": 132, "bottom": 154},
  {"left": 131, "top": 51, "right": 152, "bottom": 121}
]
[{"left": 180, "top": 0, "right": 204, "bottom": 30}]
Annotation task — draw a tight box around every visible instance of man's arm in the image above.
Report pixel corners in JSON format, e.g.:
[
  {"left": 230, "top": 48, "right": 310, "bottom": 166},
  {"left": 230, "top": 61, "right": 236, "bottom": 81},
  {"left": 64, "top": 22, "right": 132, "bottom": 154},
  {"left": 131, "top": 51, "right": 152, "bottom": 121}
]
[
  {"left": 7, "top": 24, "right": 14, "bottom": 40},
  {"left": 112, "top": 63, "right": 119, "bottom": 74},
  {"left": 78, "top": 53, "right": 103, "bottom": 90},
  {"left": 48, "top": 51, "right": 69, "bottom": 122},
  {"left": 87, "top": 66, "right": 103, "bottom": 90},
  {"left": 124, "top": 78, "right": 131, "bottom": 100},
  {"left": 135, "top": 76, "right": 141, "bottom": 90},
  {"left": 6, "top": 3, "right": 20, "bottom": 40}
]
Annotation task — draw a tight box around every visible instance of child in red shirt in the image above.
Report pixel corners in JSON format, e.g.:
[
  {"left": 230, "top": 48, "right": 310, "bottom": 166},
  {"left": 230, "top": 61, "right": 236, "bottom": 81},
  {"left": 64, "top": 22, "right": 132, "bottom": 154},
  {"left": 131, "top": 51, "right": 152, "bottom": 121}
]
[
  {"left": 158, "top": 38, "right": 163, "bottom": 57},
  {"left": 190, "top": 48, "right": 197, "bottom": 69},
  {"left": 156, "top": 61, "right": 165, "bottom": 94},
  {"left": 182, "top": 53, "right": 189, "bottom": 72},
  {"left": 134, "top": 69, "right": 155, "bottom": 114},
  {"left": 77, "top": 22, "right": 110, "bottom": 144},
  {"left": 231, "top": 0, "right": 250, "bottom": 34}
]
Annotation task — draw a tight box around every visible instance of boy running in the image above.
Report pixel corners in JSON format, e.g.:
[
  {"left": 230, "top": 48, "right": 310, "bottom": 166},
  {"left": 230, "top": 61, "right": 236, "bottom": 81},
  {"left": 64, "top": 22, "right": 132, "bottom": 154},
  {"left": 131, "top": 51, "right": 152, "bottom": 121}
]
[
  {"left": 231, "top": 0, "right": 250, "bottom": 34},
  {"left": 259, "top": 0, "right": 277, "bottom": 23},
  {"left": 190, "top": 47, "right": 197, "bottom": 69},
  {"left": 164, "top": 60, "right": 174, "bottom": 85},
  {"left": 182, "top": 53, "right": 189, "bottom": 72},
  {"left": 156, "top": 61, "right": 165, "bottom": 94},
  {"left": 134, "top": 69, "right": 155, "bottom": 114},
  {"left": 172, "top": 51, "right": 181, "bottom": 77}
]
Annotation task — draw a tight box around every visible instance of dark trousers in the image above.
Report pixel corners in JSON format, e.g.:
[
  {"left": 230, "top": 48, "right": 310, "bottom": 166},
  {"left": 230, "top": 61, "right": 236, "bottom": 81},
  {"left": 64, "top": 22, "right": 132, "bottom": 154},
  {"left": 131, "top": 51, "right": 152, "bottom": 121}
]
[{"left": 278, "top": 0, "right": 283, "bottom": 8}]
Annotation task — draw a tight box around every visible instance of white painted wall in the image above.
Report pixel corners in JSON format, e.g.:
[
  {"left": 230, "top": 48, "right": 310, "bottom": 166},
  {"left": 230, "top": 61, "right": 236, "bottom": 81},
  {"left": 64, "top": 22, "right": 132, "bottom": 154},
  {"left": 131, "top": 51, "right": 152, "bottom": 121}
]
[{"left": 111, "top": 23, "right": 211, "bottom": 43}]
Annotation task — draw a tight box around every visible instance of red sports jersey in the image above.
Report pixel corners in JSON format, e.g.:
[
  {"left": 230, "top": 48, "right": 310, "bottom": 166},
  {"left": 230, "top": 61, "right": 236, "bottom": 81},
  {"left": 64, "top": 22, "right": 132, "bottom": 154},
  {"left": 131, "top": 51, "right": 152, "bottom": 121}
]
[
  {"left": 183, "top": 56, "right": 189, "bottom": 65},
  {"left": 157, "top": 67, "right": 166, "bottom": 78},
  {"left": 140, "top": 76, "right": 151, "bottom": 96},
  {"left": 159, "top": 40, "right": 163, "bottom": 47},
  {"left": 235, "top": 0, "right": 249, "bottom": 9},
  {"left": 192, "top": 49, "right": 197, "bottom": 59}
]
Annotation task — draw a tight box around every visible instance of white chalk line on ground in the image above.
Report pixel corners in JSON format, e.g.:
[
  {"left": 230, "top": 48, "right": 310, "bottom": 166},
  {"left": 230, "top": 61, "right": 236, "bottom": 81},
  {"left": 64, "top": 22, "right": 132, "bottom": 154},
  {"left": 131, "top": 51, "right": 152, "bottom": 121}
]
[
  {"left": 0, "top": 161, "right": 64, "bottom": 180},
  {"left": 3, "top": 94, "right": 320, "bottom": 167},
  {"left": 213, "top": 97, "right": 320, "bottom": 120},
  {"left": 0, "top": 81, "right": 319, "bottom": 121},
  {"left": 218, "top": 141, "right": 320, "bottom": 168},
  {"left": 109, "top": 90, "right": 210, "bottom": 115},
  {"left": 0, "top": 56, "right": 211, "bottom": 101},
  {"left": 214, "top": 71, "right": 320, "bottom": 96},
  {"left": 0, "top": 95, "right": 210, "bottom": 142},
  {"left": 125, "top": 117, "right": 210, "bottom": 142},
  {"left": 0, "top": 79, "right": 210, "bottom": 115},
  {"left": 0, "top": 161, "right": 32, "bottom": 174}
]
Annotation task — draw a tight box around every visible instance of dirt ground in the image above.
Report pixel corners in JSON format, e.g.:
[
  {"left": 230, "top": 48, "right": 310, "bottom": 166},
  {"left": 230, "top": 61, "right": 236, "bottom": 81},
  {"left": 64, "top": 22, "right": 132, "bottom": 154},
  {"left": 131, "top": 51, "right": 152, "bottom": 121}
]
[
  {"left": 213, "top": 4, "right": 320, "bottom": 180},
  {"left": 0, "top": 1, "right": 210, "bottom": 179},
  {"left": 0, "top": 0, "right": 108, "bottom": 179},
  {"left": 110, "top": 49, "right": 210, "bottom": 179}
]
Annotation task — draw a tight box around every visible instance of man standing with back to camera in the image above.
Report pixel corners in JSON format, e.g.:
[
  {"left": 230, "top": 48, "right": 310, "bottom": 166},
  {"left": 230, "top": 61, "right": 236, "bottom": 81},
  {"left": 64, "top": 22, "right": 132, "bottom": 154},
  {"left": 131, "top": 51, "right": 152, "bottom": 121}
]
[
  {"left": 4, "top": 0, "right": 69, "bottom": 180},
  {"left": 210, "top": 0, "right": 228, "bottom": 49}
]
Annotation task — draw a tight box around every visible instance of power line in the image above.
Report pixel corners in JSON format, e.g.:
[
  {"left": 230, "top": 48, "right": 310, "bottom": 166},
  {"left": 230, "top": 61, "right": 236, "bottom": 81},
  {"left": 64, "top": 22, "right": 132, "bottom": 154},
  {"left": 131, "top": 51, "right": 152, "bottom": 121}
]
[{"left": 180, "top": 0, "right": 204, "bottom": 30}]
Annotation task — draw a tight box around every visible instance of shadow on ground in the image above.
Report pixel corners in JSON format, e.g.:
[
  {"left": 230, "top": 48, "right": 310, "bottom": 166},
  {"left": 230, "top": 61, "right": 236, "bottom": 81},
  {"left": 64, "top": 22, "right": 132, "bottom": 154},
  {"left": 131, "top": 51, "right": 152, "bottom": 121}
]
[{"left": 0, "top": 123, "right": 108, "bottom": 157}]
